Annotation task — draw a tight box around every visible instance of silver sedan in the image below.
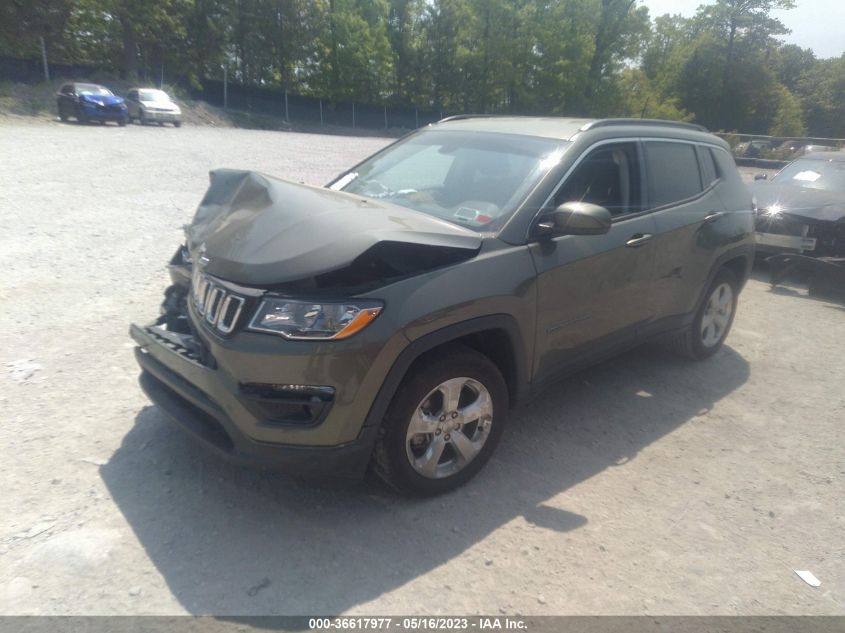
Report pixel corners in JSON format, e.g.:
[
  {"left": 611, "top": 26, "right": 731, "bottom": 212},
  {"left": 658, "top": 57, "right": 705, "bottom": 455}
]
[{"left": 126, "top": 88, "right": 182, "bottom": 127}]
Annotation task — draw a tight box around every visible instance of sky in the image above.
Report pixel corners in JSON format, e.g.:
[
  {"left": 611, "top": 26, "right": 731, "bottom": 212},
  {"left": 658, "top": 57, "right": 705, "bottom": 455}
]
[{"left": 640, "top": 0, "right": 845, "bottom": 59}]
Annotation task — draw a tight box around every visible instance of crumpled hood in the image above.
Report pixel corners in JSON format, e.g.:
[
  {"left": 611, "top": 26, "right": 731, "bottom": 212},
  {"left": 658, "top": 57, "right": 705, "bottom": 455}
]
[
  {"left": 187, "top": 169, "right": 483, "bottom": 286},
  {"left": 80, "top": 93, "right": 124, "bottom": 106},
  {"left": 751, "top": 182, "right": 845, "bottom": 223}
]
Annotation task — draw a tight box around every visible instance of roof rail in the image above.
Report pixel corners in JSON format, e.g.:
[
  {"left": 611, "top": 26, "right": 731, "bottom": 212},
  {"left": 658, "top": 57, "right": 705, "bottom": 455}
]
[
  {"left": 437, "top": 114, "right": 497, "bottom": 123},
  {"left": 581, "top": 118, "right": 708, "bottom": 133}
]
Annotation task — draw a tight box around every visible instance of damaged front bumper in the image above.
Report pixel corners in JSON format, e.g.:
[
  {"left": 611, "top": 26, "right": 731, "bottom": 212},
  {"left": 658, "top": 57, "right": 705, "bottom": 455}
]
[
  {"left": 130, "top": 294, "right": 398, "bottom": 478},
  {"left": 130, "top": 322, "right": 381, "bottom": 478},
  {"left": 755, "top": 211, "right": 845, "bottom": 258},
  {"left": 755, "top": 231, "right": 817, "bottom": 254}
]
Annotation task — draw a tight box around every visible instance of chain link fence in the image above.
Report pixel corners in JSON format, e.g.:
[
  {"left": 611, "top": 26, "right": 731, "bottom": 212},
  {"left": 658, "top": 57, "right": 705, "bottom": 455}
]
[{"left": 193, "top": 79, "right": 445, "bottom": 131}]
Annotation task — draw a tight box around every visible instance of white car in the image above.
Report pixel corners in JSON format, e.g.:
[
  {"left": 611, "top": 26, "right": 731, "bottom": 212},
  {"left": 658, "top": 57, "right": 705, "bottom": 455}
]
[{"left": 126, "top": 88, "right": 182, "bottom": 127}]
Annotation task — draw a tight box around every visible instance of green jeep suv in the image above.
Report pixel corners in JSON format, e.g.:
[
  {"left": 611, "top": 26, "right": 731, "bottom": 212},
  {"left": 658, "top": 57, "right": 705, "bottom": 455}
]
[{"left": 130, "top": 117, "right": 755, "bottom": 495}]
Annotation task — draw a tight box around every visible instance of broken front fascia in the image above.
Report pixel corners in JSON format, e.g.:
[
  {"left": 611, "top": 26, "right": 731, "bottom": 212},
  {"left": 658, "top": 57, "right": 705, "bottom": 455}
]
[{"left": 752, "top": 181, "right": 845, "bottom": 257}]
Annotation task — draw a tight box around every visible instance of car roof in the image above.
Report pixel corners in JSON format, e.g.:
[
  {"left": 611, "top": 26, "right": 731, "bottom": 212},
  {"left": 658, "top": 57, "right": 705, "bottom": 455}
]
[
  {"left": 430, "top": 115, "right": 715, "bottom": 144},
  {"left": 431, "top": 116, "right": 594, "bottom": 140}
]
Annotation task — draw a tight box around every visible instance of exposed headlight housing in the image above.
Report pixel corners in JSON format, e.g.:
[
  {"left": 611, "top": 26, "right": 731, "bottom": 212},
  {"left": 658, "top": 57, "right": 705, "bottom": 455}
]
[{"left": 248, "top": 299, "right": 383, "bottom": 340}]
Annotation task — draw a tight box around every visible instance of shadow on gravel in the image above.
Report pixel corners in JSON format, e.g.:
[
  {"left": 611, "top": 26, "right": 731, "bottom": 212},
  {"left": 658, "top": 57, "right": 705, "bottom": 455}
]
[
  {"left": 101, "top": 344, "right": 749, "bottom": 615},
  {"left": 752, "top": 260, "right": 845, "bottom": 305}
]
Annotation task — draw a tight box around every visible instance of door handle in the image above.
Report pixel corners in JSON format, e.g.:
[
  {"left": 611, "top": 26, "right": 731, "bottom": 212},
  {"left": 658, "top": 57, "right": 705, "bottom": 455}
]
[
  {"left": 704, "top": 212, "right": 725, "bottom": 223},
  {"left": 626, "top": 233, "right": 653, "bottom": 248}
]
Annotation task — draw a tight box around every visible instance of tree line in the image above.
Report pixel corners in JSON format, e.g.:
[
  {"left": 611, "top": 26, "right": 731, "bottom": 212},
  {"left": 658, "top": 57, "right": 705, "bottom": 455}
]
[{"left": 2, "top": 0, "right": 844, "bottom": 137}]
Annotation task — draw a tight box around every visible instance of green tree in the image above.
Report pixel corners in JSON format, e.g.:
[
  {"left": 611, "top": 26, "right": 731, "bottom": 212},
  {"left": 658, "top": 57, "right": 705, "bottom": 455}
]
[
  {"left": 692, "top": 0, "right": 796, "bottom": 129},
  {"left": 0, "top": 0, "right": 73, "bottom": 65},
  {"left": 769, "top": 84, "right": 806, "bottom": 136}
]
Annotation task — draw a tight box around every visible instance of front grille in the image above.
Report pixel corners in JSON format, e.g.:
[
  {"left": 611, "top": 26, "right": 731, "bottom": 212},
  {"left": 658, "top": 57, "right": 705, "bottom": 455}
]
[{"left": 192, "top": 270, "right": 246, "bottom": 334}]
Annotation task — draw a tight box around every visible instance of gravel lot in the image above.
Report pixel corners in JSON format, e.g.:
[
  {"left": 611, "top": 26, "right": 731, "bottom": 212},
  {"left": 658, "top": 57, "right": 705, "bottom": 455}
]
[{"left": 0, "top": 121, "right": 843, "bottom": 616}]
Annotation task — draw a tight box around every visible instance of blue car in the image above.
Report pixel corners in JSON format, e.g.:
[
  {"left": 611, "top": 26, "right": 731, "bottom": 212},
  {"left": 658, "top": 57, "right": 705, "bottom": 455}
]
[{"left": 57, "top": 82, "right": 129, "bottom": 126}]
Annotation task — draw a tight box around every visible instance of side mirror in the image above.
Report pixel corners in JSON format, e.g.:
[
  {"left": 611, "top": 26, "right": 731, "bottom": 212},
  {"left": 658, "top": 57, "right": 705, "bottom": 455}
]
[
  {"left": 535, "top": 202, "right": 612, "bottom": 238},
  {"left": 754, "top": 174, "right": 768, "bottom": 181}
]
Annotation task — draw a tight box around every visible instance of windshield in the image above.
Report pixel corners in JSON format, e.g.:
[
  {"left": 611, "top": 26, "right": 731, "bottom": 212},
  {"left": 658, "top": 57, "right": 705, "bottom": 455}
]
[
  {"left": 773, "top": 158, "right": 845, "bottom": 192},
  {"left": 77, "top": 84, "right": 113, "bottom": 96},
  {"left": 139, "top": 89, "right": 171, "bottom": 102},
  {"left": 331, "top": 130, "right": 568, "bottom": 230}
]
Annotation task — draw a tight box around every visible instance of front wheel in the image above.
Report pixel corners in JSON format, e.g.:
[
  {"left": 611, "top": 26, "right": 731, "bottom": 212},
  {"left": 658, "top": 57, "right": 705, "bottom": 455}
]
[
  {"left": 670, "top": 268, "right": 739, "bottom": 360},
  {"left": 373, "top": 346, "right": 508, "bottom": 495}
]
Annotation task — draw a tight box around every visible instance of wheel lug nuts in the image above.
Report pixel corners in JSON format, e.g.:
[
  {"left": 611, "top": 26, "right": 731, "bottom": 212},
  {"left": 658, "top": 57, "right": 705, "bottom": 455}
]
[
  {"left": 444, "top": 433, "right": 451, "bottom": 441},
  {"left": 451, "top": 412, "right": 458, "bottom": 419},
  {"left": 439, "top": 414, "right": 446, "bottom": 422}
]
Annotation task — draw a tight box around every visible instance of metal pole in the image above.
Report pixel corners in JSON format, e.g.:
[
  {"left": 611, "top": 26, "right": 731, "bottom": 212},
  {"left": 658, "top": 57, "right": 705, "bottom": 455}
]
[
  {"left": 319, "top": 99, "right": 323, "bottom": 127},
  {"left": 39, "top": 36, "right": 50, "bottom": 82},
  {"left": 223, "top": 66, "right": 228, "bottom": 110},
  {"left": 384, "top": 105, "right": 387, "bottom": 130},
  {"left": 352, "top": 102, "right": 355, "bottom": 129},
  {"left": 284, "top": 91, "right": 289, "bottom": 121}
]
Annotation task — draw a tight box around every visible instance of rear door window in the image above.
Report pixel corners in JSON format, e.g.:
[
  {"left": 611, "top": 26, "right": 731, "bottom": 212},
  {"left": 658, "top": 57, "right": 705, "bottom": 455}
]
[{"left": 644, "top": 142, "right": 703, "bottom": 207}]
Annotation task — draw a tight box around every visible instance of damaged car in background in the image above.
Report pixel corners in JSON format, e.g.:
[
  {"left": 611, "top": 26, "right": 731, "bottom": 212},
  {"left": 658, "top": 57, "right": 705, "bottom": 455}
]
[
  {"left": 130, "top": 117, "right": 754, "bottom": 495},
  {"left": 752, "top": 152, "right": 845, "bottom": 298}
]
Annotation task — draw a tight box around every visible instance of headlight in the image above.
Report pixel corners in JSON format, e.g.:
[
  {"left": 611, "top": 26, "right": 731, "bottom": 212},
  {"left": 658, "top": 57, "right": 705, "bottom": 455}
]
[{"left": 248, "top": 299, "right": 383, "bottom": 340}]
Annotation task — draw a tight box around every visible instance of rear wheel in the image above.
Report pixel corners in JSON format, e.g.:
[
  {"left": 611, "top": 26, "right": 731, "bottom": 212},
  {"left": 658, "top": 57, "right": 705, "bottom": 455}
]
[
  {"left": 373, "top": 346, "right": 508, "bottom": 495},
  {"left": 173, "top": 120, "right": 182, "bottom": 128},
  {"left": 669, "top": 268, "right": 738, "bottom": 360}
]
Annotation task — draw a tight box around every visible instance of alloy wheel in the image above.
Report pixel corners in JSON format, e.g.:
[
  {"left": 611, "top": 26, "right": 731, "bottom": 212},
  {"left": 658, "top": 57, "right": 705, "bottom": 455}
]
[
  {"left": 405, "top": 377, "right": 493, "bottom": 479},
  {"left": 701, "top": 282, "right": 734, "bottom": 348}
]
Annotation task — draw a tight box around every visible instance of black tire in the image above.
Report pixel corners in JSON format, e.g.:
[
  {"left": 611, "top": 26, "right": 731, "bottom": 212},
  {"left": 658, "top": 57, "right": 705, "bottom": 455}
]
[
  {"left": 373, "top": 345, "right": 508, "bottom": 496},
  {"left": 139, "top": 111, "right": 147, "bottom": 125},
  {"left": 118, "top": 118, "right": 127, "bottom": 127},
  {"left": 58, "top": 104, "right": 68, "bottom": 122},
  {"left": 76, "top": 107, "right": 88, "bottom": 124},
  {"left": 669, "top": 268, "right": 739, "bottom": 360},
  {"left": 173, "top": 120, "right": 182, "bottom": 128}
]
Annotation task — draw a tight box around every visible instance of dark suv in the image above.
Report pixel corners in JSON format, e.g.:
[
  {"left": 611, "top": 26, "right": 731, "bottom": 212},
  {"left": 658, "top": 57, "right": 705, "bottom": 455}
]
[{"left": 130, "top": 117, "right": 754, "bottom": 495}]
